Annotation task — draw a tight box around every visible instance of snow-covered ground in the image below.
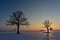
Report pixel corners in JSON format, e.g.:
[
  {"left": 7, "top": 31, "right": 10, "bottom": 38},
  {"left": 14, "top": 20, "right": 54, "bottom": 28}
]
[{"left": 0, "top": 31, "right": 59, "bottom": 40}]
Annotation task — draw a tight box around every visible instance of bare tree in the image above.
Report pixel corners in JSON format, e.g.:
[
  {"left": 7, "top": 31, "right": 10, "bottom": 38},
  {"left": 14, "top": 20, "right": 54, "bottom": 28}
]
[
  {"left": 6, "top": 11, "right": 29, "bottom": 34},
  {"left": 43, "top": 20, "right": 52, "bottom": 33}
]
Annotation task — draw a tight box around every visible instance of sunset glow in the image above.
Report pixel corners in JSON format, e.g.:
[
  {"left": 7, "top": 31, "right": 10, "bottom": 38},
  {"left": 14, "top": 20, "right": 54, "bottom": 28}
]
[{"left": 0, "top": 0, "right": 60, "bottom": 31}]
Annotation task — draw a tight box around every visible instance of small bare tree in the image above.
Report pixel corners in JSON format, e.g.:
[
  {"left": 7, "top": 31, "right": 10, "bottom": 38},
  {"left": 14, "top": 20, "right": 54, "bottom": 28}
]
[
  {"left": 6, "top": 11, "right": 29, "bottom": 34},
  {"left": 43, "top": 20, "right": 52, "bottom": 33}
]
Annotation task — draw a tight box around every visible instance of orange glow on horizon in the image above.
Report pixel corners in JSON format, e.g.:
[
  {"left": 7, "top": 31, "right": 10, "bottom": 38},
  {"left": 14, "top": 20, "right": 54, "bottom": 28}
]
[
  {"left": 1, "top": 20, "right": 60, "bottom": 31},
  {"left": 23, "top": 22, "right": 60, "bottom": 31}
]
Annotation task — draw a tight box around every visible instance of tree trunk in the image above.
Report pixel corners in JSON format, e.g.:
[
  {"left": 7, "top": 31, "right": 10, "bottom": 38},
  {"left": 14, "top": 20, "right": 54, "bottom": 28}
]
[
  {"left": 17, "top": 21, "right": 20, "bottom": 34},
  {"left": 47, "top": 27, "right": 49, "bottom": 33}
]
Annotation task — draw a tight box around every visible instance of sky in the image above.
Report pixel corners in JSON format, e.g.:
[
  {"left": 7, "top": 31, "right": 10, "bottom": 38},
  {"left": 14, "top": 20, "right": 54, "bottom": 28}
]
[{"left": 0, "top": 0, "right": 60, "bottom": 31}]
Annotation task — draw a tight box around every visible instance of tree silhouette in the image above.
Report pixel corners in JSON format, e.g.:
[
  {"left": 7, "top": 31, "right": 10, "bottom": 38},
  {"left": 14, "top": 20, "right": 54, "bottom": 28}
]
[
  {"left": 43, "top": 20, "right": 52, "bottom": 33},
  {"left": 6, "top": 11, "right": 29, "bottom": 34}
]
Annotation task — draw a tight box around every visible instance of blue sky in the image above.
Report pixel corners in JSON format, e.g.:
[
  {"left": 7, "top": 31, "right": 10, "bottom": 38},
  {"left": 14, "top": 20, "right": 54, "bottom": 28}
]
[{"left": 0, "top": 0, "right": 60, "bottom": 31}]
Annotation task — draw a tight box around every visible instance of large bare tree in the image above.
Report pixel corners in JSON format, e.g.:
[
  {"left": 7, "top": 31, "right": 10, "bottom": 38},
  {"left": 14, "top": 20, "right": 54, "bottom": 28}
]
[{"left": 6, "top": 11, "right": 29, "bottom": 34}]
